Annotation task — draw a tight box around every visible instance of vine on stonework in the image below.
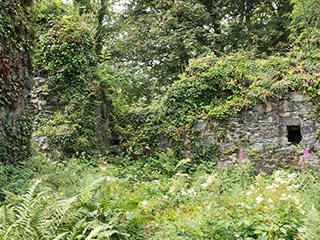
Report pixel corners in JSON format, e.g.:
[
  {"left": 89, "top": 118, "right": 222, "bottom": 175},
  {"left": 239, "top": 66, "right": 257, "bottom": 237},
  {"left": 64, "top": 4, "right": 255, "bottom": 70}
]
[
  {"left": 0, "top": 0, "right": 32, "bottom": 164},
  {"left": 0, "top": 0, "right": 32, "bottom": 107}
]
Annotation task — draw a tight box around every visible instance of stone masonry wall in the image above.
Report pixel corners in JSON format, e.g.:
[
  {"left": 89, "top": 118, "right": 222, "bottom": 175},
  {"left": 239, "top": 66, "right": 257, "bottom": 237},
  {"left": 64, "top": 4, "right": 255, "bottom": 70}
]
[{"left": 194, "top": 92, "right": 320, "bottom": 171}]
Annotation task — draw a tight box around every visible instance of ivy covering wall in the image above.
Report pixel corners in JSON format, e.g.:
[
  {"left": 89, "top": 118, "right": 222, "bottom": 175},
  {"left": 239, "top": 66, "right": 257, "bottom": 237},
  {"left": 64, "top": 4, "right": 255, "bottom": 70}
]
[{"left": 0, "top": 0, "right": 32, "bottom": 163}]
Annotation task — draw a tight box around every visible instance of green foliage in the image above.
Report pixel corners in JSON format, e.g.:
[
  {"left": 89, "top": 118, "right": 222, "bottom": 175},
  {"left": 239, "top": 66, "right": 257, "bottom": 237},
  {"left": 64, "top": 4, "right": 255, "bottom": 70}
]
[
  {"left": 0, "top": 113, "right": 32, "bottom": 164},
  {"left": 6, "top": 150, "right": 320, "bottom": 239},
  {"left": 0, "top": 0, "right": 32, "bottom": 164},
  {"left": 0, "top": 179, "right": 125, "bottom": 239},
  {"left": 298, "top": 205, "right": 320, "bottom": 240},
  {"left": 290, "top": 0, "right": 320, "bottom": 51},
  {"left": 108, "top": 0, "right": 293, "bottom": 99},
  {"left": 34, "top": 12, "right": 96, "bottom": 98},
  {"left": 163, "top": 49, "right": 320, "bottom": 123},
  {"left": 0, "top": 0, "right": 32, "bottom": 107},
  {"left": 291, "top": 0, "right": 320, "bottom": 32},
  {"left": 31, "top": 1, "right": 102, "bottom": 159}
]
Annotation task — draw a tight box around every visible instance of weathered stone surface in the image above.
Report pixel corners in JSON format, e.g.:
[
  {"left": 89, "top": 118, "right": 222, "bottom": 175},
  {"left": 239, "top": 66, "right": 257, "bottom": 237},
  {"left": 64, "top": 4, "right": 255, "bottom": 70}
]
[
  {"left": 250, "top": 143, "right": 264, "bottom": 152},
  {"left": 194, "top": 91, "right": 320, "bottom": 169},
  {"left": 272, "top": 137, "right": 288, "bottom": 146},
  {"left": 265, "top": 102, "right": 273, "bottom": 113},
  {"left": 194, "top": 120, "right": 208, "bottom": 131},
  {"left": 280, "top": 100, "right": 293, "bottom": 112},
  {"left": 159, "top": 136, "right": 170, "bottom": 148},
  {"left": 289, "top": 92, "right": 309, "bottom": 102},
  {"left": 280, "top": 117, "right": 301, "bottom": 126}
]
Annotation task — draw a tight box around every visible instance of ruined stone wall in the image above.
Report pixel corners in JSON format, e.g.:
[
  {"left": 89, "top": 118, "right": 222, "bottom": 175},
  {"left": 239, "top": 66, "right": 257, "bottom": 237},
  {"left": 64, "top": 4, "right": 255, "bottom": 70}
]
[
  {"left": 0, "top": 0, "right": 32, "bottom": 164},
  {"left": 195, "top": 92, "right": 320, "bottom": 170}
]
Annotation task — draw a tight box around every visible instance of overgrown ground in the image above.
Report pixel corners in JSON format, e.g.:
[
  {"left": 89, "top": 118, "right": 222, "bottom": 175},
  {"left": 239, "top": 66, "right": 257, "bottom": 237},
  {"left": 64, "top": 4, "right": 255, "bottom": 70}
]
[{"left": 1, "top": 150, "right": 320, "bottom": 239}]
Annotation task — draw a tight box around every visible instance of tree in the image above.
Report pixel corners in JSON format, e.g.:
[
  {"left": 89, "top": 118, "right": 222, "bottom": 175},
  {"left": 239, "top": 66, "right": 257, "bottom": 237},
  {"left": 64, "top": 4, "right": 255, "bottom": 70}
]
[
  {"left": 106, "top": 0, "right": 293, "bottom": 100},
  {"left": 107, "top": 0, "right": 215, "bottom": 99}
]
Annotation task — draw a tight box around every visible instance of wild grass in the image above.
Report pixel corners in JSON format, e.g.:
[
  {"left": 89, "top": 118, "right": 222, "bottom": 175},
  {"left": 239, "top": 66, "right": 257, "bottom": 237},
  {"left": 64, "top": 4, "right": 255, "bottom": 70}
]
[{"left": 1, "top": 152, "right": 320, "bottom": 239}]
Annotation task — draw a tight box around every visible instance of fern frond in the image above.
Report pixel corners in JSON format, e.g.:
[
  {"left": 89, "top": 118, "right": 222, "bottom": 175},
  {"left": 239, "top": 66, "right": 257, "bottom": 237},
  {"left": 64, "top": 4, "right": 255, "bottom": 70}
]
[
  {"left": 68, "top": 218, "right": 89, "bottom": 240},
  {"left": 79, "top": 177, "right": 104, "bottom": 205},
  {"left": 52, "top": 232, "right": 68, "bottom": 240},
  {"left": 40, "top": 195, "right": 79, "bottom": 236},
  {"left": 297, "top": 205, "right": 320, "bottom": 240}
]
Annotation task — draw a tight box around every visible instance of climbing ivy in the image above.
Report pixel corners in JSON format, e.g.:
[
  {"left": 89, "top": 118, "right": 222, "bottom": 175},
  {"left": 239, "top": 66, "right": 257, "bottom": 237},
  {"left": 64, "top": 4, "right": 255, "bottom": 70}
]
[
  {"left": 113, "top": 48, "right": 320, "bottom": 163},
  {"left": 0, "top": 0, "right": 33, "bottom": 164},
  {"left": 32, "top": 2, "right": 101, "bottom": 159}
]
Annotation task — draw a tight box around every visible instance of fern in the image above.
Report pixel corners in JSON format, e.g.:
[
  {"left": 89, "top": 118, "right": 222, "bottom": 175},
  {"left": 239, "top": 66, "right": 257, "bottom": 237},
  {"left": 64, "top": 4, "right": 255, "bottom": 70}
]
[
  {"left": 0, "top": 178, "right": 127, "bottom": 240},
  {"left": 78, "top": 176, "right": 104, "bottom": 206},
  {"left": 297, "top": 205, "right": 320, "bottom": 240}
]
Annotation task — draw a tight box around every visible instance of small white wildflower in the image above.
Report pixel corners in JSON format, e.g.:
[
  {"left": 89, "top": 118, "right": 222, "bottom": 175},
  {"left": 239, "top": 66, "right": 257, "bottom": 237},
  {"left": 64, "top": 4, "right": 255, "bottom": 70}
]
[
  {"left": 201, "top": 182, "right": 209, "bottom": 188},
  {"left": 99, "top": 166, "right": 107, "bottom": 171},
  {"left": 169, "top": 188, "right": 175, "bottom": 194},
  {"left": 181, "top": 189, "right": 187, "bottom": 196},
  {"left": 106, "top": 176, "right": 116, "bottom": 182},
  {"left": 141, "top": 200, "right": 149, "bottom": 207},
  {"left": 279, "top": 193, "right": 288, "bottom": 201},
  {"left": 265, "top": 185, "right": 274, "bottom": 190},
  {"left": 256, "top": 195, "right": 264, "bottom": 204},
  {"left": 268, "top": 198, "right": 273, "bottom": 203},
  {"left": 201, "top": 176, "right": 214, "bottom": 188},
  {"left": 246, "top": 191, "right": 252, "bottom": 196},
  {"left": 288, "top": 173, "right": 297, "bottom": 180},
  {"left": 275, "top": 176, "right": 286, "bottom": 184},
  {"left": 188, "top": 188, "right": 195, "bottom": 194},
  {"left": 207, "top": 176, "right": 214, "bottom": 184},
  {"left": 89, "top": 210, "right": 99, "bottom": 217}
]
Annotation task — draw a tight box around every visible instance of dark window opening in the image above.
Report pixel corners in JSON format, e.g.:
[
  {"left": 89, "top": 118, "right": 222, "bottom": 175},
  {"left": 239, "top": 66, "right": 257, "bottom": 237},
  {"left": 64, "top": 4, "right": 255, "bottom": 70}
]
[
  {"left": 111, "top": 138, "right": 121, "bottom": 146},
  {"left": 287, "top": 125, "right": 302, "bottom": 144}
]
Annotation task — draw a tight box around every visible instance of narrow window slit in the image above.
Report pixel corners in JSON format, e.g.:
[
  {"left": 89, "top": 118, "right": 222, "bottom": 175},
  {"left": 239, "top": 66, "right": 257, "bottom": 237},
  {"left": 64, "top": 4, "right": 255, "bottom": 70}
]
[{"left": 287, "top": 125, "right": 302, "bottom": 144}]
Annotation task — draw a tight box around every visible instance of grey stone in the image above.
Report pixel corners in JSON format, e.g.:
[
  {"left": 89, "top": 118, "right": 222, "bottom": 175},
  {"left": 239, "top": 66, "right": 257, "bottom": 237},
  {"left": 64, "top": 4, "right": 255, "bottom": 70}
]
[
  {"left": 280, "top": 117, "right": 301, "bottom": 126},
  {"left": 191, "top": 91, "right": 320, "bottom": 170},
  {"left": 253, "top": 104, "right": 265, "bottom": 113},
  {"left": 265, "top": 102, "right": 273, "bottom": 113},
  {"left": 272, "top": 137, "right": 288, "bottom": 147},
  {"left": 290, "top": 92, "right": 309, "bottom": 102},
  {"left": 250, "top": 143, "right": 264, "bottom": 152},
  {"left": 196, "top": 137, "right": 215, "bottom": 146},
  {"left": 280, "top": 100, "right": 293, "bottom": 112},
  {"left": 159, "top": 136, "right": 170, "bottom": 148},
  {"left": 194, "top": 120, "right": 208, "bottom": 131},
  {"left": 279, "top": 112, "right": 292, "bottom": 117}
]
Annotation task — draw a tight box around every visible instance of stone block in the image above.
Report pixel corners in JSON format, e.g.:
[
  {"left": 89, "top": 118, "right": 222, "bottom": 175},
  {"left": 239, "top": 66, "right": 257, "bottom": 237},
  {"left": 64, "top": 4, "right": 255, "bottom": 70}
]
[
  {"left": 253, "top": 104, "right": 265, "bottom": 113},
  {"left": 265, "top": 102, "right": 273, "bottom": 113},
  {"left": 194, "top": 120, "right": 208, "bottom": 131},
  {"left": 250, "top": 143, "right": 264, "bottom": 152},
  {"left": 280, "top": 117, "right": 301, "bottom": 126},
  {"left": 267, "top": 115, "right": 279, "bottom": 123},
  {"left": 279, "top": 112, "right": 292, "bottom": 117},
  {"left": 196, "top": 137, "right": 215, "bottom": 146},
  {"left": 243, "top": 113, "right": 257, "bottom": 122},
  {"left": 289, "top": 92, "right": 309, "bottom": 102},
  {"left": 279, "top": 100, "right": 293, "bottom": 112},
  {"left": 272, "top": 137, "right": 288, "bottom": 146}
]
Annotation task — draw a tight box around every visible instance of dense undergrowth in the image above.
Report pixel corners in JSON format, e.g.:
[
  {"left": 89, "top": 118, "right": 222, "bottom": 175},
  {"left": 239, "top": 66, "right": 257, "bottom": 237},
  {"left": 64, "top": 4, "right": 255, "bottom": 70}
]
[
  {"left": 1, "top": 151, "right": 320, "bottom": 239},
  {"left": 2, "top": 0, "right": 320, "bottom": 239}
]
